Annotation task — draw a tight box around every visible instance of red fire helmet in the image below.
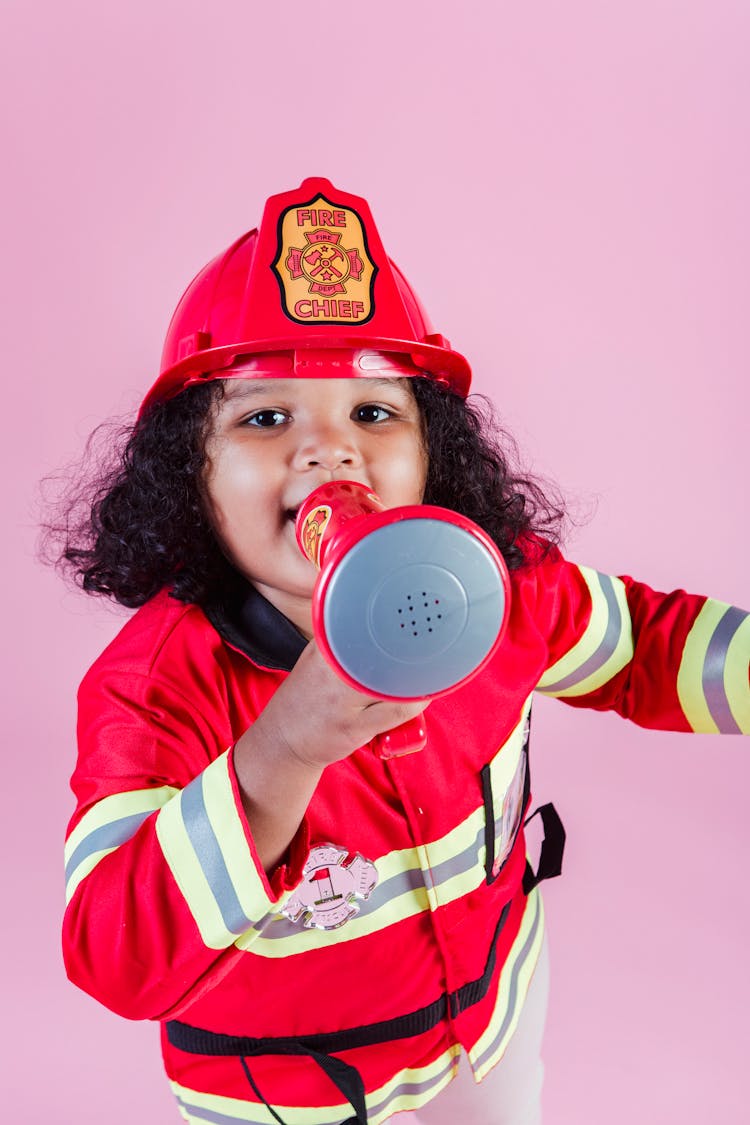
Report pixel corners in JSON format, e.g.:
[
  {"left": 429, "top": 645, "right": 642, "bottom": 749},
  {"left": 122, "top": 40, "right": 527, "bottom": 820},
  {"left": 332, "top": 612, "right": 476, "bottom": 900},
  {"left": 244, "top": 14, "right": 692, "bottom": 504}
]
[{"left": 139, "top": 177, "right": 471, "bottom": 415}]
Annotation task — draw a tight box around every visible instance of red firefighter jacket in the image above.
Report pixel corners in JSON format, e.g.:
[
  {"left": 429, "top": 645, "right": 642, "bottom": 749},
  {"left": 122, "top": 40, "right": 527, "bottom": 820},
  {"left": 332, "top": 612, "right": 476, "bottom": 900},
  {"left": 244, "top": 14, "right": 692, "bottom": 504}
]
[{"left": 63, "top": 545, "right": 749, "bottom": 1123}]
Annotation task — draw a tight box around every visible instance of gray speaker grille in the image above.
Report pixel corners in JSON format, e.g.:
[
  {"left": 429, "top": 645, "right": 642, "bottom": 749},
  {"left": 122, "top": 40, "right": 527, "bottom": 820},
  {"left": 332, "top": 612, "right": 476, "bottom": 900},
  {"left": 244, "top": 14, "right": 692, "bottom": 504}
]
[{"left": 322, "top": 518, "right": 506, "bottom": 697}]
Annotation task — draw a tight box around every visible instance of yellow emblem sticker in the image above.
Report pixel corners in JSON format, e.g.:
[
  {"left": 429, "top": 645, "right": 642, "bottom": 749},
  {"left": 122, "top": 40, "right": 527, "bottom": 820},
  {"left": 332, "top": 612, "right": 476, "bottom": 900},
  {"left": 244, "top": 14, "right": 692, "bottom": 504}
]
[
  {"left": 299, "top": 504, "right": 332, "bottom": 569},
  {"left": 273, "top": 194, "right": 377, "bottom": 325}
]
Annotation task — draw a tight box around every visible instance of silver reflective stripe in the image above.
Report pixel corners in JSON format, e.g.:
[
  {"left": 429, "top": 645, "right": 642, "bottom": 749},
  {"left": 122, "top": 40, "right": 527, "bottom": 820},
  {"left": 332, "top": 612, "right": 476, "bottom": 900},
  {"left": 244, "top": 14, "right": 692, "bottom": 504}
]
[
  {"left": 174, "top": 1051, "right": 457, "bottom": 1124},
  {"left": 181, "top": 775, "right": 253, "bottom": 935},
  {"left": 703, "top": 606, "right": 747, "bottom": 734},
  {"left": 365, "top": 1052, "right": 457, "bottom": 1117},
  {"left": 257, "top": 861, "right": 430, "bottom": 941},
  {"left": 425, "top": 825, "right": 485, "bottom": 889},
  {"left": 174, "top": 1102, "right": 255, "bottom": 1125},
  {"left": 254, "top": 825, "right": 485, "bottom": 943},
  {"left": 64, "top": 810, "right": 153, "bottom": 885},
  {"left": 541, "top": 572, "right": 623, "bottom": 693},
  {"left": 472, "top": 889, "right": 543, "bottom": 1073}
]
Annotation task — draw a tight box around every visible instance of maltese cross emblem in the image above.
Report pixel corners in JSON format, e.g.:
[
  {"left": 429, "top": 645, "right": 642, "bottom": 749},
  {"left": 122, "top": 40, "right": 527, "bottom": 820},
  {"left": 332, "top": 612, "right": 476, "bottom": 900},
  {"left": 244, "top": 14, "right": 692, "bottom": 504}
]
[
  {"left": 282, "top": 843, "right": 379, "bottom": 931},
  {"left": 285, "top": 230, "right": 364, "bottom": 296}
]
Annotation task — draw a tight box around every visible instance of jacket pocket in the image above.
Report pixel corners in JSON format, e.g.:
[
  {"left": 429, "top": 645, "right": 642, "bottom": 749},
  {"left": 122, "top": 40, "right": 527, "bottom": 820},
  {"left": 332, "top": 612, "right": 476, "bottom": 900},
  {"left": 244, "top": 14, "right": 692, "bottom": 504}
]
[{"left": 480, "top": 704, "right": 531, "bottom": 885}]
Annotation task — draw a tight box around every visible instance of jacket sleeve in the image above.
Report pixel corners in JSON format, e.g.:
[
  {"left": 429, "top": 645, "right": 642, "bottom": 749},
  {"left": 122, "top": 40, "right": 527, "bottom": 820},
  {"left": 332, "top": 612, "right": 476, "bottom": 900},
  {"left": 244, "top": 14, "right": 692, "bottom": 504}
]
[
  {"left": 533, "top": 549, "right": 750, "bottom": 733},
  {"left": 62, "top": 666, "right": 309, "bottom": 1021}
]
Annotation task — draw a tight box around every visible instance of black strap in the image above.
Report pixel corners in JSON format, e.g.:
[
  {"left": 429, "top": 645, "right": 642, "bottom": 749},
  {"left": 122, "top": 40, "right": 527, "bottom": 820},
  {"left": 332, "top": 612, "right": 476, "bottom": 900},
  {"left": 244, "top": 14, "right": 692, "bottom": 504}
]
[
  {"left": 167, "top": 902, "right": 513, "bottom": 1122},
  {"left": 522, "top": 803, "right": 566, "bottom": 894},
  {"left": 239, "top": 1048, "right": 366, "bottom": 1125},
  {"left": 239, "top": 1058, "right": 288, "bottom": 1125},
  {"left": 168, "top": 901, "right": 512, "bottom": 1054},
  {"left": 167, "top": 989, "right": 449, "bottom": 1058}
]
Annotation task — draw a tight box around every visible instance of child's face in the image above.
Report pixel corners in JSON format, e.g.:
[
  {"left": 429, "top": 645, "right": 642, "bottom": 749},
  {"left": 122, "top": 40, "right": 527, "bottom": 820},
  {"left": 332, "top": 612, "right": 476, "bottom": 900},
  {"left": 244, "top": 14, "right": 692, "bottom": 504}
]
[{"left": 203, "top": 376, "right": 428, "bottom": 636}]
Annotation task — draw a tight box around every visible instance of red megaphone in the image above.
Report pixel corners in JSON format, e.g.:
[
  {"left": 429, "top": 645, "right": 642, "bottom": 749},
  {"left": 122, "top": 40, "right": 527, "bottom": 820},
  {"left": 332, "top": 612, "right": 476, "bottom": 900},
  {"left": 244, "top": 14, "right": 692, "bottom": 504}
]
[{"left": 296, "top": 481, "right": 511, "bottom": 759}]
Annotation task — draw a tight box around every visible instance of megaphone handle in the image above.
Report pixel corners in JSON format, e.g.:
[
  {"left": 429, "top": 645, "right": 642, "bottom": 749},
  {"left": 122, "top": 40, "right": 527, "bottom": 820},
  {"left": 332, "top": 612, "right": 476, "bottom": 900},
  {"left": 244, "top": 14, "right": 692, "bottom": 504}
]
[{"left": 371, "top": 714, "right": 428, "bottom": 760}]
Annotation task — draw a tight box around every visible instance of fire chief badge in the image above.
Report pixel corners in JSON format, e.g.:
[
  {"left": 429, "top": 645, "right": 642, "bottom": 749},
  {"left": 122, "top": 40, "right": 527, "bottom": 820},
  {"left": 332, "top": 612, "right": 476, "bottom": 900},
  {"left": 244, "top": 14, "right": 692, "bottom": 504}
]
[
  {"left": 282, "top": 843, "right": 379, "bottom": 930},
  {"left": 273, "top": 193, "right": 377, "bottom": 325}
]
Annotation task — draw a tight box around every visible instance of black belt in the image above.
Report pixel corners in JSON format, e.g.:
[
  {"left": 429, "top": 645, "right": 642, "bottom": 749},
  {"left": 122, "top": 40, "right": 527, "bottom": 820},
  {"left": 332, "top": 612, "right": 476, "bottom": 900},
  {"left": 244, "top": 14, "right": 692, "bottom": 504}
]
[{"left": 167, "top": 803, "right": 564, "bottom": 1125}]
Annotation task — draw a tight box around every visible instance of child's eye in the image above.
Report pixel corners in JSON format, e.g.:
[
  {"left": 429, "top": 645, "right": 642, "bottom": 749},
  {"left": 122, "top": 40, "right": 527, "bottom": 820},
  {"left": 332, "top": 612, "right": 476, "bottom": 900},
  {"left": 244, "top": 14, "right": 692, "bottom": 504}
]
[
  {"left": 354, "top": 404, "right": 392, "bottom": 423},
  {"left": 244, "top": 409, "right": 289, "bottom": 428}
]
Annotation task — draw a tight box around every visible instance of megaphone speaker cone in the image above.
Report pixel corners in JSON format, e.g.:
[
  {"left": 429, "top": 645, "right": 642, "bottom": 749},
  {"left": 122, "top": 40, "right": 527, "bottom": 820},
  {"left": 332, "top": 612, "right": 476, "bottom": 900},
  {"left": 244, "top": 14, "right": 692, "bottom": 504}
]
[{"left": 318, "top": 517, "right": 508, "bottom": 700}]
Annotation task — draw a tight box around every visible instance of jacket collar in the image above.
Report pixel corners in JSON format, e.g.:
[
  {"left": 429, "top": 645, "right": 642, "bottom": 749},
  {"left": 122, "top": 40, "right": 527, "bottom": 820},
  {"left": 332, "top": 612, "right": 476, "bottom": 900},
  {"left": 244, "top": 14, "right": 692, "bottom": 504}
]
[{"left": 202, "top": 578, "right": 308, "bottom": 672}]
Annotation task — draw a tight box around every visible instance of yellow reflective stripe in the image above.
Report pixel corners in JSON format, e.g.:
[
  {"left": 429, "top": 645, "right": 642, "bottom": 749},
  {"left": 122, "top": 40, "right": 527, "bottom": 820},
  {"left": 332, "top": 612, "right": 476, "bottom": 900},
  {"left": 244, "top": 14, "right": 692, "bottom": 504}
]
[
  {"left": 156, "top": 751, "right": 282, "bottom": 950},
  {"left": 170, "top": 1079, "right": 329, "bottom": 1124},
  {"left": 365, "top": 1047, "right": 459, "bottom": 1121},
  {"left": 677, "top": 600, "right": 750, "bottom": 733},
  {"left": 427, "top": 788, "right": 489, "bottom": 873},
  {"left": 487, "top": 705, "right": 526, "bottom": 792},
  {"left": 469, "top": 887, "right": 544, "bottom": 1079},
  {"left": 418, "top": 808, "right": 486, "bottom": 911},
  {"left": 485, "top": 705, "right": 528, "bottom": 873},
  {"left": 537, "top": 568, "right": 633, "bottom": 697},
  {"left": 170, "top": 1041, "right": 460, "bottom": 1123},
  {"left": 64, "top": 786, "right": 177, "bottom": 905}
]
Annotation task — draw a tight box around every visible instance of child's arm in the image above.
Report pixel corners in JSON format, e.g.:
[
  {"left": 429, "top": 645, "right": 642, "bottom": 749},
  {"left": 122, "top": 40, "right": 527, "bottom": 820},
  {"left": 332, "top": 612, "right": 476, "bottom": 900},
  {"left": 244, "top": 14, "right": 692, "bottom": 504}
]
[
  {"left": 533, "top": 550, "right": 749, "bottom": 732},
  {"left": 232, "top": 640, "right": 426, "bottom": 872},
  {"left": 63, "top": 638, "right": 425, "bottom": 1022}
]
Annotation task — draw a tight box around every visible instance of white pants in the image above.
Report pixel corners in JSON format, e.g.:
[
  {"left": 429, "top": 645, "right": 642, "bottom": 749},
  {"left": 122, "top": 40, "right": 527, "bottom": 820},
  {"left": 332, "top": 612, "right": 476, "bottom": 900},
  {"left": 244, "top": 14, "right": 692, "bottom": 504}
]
[{"left": 389, "top": 933, "right": 550, "bottom": 1125}]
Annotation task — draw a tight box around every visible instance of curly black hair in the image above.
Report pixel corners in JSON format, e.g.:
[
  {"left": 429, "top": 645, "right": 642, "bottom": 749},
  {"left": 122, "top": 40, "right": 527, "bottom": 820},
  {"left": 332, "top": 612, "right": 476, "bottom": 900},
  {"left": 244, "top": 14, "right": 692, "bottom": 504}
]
[
  {"left": 411, "top": 377, "right": 565, "bottom": 568},
  {"left": 42, "top": 376, "right": 566, "bottom": 608}
]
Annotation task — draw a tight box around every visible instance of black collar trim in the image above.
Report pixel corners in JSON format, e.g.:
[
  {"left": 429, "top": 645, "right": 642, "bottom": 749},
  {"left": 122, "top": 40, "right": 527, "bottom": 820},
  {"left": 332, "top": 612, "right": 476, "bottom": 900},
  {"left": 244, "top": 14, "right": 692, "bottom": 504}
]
[{"left": 202, "top": 579, "right": 307, "bottom": 672}]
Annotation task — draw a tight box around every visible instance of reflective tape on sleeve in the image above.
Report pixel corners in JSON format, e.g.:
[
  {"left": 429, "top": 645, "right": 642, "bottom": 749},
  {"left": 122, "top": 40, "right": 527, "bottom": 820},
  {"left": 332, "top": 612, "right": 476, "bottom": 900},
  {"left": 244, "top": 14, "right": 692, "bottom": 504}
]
[
  {"left": 64, "top": 786, "right": 178, "bottom": 905},
  {"left": 537, "top": 569, "right": 634, "bottom": 698},
  {"left": 677, "top": 600, "right": 750, "bottom": 733},
  {"left": 156, "top": 750, "right": 284, "bottom": 949}
]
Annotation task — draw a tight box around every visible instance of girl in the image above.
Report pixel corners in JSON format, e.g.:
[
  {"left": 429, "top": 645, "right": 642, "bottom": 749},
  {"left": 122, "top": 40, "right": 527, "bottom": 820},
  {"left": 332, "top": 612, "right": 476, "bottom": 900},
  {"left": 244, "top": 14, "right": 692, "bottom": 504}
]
[{"left": 55, "top": 178, "right": 749, "bottom": 1125}]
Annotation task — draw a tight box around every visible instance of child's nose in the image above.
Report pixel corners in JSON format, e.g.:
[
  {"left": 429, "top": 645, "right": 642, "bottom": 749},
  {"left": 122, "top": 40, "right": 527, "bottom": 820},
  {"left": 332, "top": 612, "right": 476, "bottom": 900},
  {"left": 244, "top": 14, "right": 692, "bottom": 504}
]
[{"left": 292, "top": 422, "right": 362, "bottom": 472}]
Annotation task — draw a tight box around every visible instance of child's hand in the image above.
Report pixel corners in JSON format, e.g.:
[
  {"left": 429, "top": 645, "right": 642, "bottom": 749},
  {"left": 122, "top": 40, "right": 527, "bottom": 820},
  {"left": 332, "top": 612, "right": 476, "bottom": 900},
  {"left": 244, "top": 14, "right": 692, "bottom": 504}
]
[
  {"left": 258, "top": 640, "right": 428, "bottom": 769},
  {"left": 233, "top": 641, "right": 429, "bottom": 872}
]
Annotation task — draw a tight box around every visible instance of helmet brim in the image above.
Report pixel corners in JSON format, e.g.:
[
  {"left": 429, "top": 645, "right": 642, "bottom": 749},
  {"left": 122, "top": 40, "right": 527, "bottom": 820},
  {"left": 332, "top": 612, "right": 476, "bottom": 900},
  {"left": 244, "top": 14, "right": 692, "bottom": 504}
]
[{"left": 138, "top": 336, "right": 471, "bottom": 418}]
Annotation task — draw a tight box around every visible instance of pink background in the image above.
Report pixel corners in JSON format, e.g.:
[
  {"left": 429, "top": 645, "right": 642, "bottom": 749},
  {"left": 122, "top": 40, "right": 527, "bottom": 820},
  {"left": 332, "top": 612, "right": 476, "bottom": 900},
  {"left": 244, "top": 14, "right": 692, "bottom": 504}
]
[{"left": 3, "top": 2, "right": 748, "bottom": 1121}]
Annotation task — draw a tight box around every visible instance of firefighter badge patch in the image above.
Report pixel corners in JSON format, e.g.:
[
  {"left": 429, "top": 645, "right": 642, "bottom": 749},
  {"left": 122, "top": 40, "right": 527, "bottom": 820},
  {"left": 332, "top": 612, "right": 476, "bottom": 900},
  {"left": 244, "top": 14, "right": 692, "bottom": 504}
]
[
  {"left": 273, "top": 194, "right": 377, "bottom": 325},
  {"left": 282, "top": 843, "right": 379, "bottom": 931}
]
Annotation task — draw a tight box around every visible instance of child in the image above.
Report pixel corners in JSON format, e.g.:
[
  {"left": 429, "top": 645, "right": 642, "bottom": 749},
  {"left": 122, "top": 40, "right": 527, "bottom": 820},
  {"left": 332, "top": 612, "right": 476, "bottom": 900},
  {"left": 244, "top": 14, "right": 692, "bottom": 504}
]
[{"left": 57, "top": 178, "right": 749, "bottom": 1125}]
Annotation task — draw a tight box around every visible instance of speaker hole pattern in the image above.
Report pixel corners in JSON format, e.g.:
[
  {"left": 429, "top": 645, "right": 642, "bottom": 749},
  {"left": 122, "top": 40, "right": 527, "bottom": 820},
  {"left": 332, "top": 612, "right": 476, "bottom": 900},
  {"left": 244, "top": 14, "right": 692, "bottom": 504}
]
[{"left": 396, "top": 593, "right": 443, "bottom": 637}]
